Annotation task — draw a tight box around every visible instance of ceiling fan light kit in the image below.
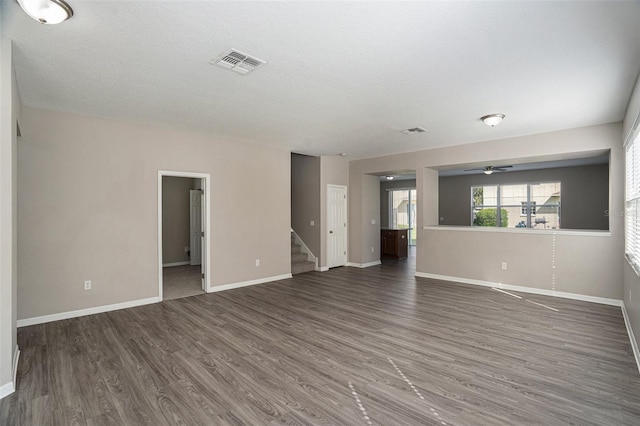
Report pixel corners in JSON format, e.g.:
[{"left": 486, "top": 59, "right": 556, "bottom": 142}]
[
  {"left": 17, "top": 0, "right": 73, "bottom": 24},
  {"left": 464, "top": 165, "right": 513, "bottom": 174},
  {"left": 481, "top": 114, "right": 505, "bottom": 127}
]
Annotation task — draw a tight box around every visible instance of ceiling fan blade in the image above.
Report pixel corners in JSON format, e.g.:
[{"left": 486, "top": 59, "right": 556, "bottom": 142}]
[
  {"left": 493, "top": 165, "right": 513, "bottom": 172},
  {"left": 463, "top": 165, "right": 513, "bottom": 172}
]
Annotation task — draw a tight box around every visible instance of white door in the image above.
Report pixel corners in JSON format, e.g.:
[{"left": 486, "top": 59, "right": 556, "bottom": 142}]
[
  {"left": 328, "top": 185, "right": 347, "bottom": 268},
  {"left": 190, "top": 190, "right": 202, "bottom": 266}
]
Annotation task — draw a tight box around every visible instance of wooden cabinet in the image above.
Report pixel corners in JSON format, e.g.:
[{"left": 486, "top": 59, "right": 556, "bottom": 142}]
[{"left": 381, "top": 229, "right": 409, "bottom": 259}]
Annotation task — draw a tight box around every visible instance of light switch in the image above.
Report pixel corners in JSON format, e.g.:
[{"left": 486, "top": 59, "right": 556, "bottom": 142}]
[
  {"left": 371, "top": 219, "right": 376, "bottom": 225},
  {"left": 310, "top": 220, "right": 315, "bottom": 226}
]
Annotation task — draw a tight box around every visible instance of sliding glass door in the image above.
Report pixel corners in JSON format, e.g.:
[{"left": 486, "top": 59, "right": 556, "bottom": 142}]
[{"left": 389, "top": 189, "right": 417, "bottom": 246}]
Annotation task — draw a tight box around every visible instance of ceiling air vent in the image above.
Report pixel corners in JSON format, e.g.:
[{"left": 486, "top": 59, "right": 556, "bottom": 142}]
[
  {"left": 211, "top": 49, "right": 266, "bottom": 75},
  {"left": 401, "top": 127, "right": 427, "bottom": 135}
]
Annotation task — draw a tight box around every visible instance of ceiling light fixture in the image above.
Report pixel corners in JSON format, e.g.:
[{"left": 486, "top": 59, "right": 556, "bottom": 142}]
[
  {"left": 386, "top": 176, "right": 394, "bottom": 180},
  {"left": 481, "top": 114, "right": 505, "bottom": 127},
  {"left": 484, "top": 169, "right": 493, "bottom": 175},
  {"left": 17, "top": 0, "right": 73, "bottom": 24}
]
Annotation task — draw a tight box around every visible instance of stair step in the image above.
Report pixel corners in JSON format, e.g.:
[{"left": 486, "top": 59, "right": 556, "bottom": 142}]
[
  {"left": 292, "top": 260, "right": 315, "bottom": 275},
  {"left": 291, "top": 252, "right": 308, "bottom": 263},
  {"left": 291, "top": 232, "right": 314, "bottom": 275}
]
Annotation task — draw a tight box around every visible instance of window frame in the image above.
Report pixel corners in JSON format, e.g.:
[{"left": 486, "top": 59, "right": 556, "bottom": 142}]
[{"left": 471, "top": 181, "right": 561, "bottom": 229}]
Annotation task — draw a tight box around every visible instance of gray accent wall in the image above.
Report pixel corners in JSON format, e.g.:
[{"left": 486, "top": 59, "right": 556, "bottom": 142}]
[
  {"left": 17, "top": 106, "right": 291, "bottom": 320},
  {"left": 0, "top": 37, "right": 20, "bottom": 397},
  {"left": 438, "top": 164, "right": 609, "bottom": 230},
  {"left": 162, "top": 177, "right": 194, "bottom": 264},
  {"left": 291, "top": 154, "right": 321, "bottom": 260}
]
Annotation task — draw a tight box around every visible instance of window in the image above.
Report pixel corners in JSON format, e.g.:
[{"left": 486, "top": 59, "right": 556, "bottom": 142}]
[
  {"left": 625, "top": 124, "right": 640, "bottom": 270},
  {"left": 471, "top": 182, "right": 561, "bottom": 229}
]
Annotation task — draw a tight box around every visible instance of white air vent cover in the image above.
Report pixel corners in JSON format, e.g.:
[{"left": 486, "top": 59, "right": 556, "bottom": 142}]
[
  {"left": 401, "top": 127, "right": 428, "bottom": 135},
  {"left": 211, "top": 49, "right": 266, "bottom": 75}
]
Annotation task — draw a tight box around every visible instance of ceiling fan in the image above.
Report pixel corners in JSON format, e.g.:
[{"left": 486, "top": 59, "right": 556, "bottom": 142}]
[{"left": 463, "top": 165, "right": 513, "bottom": 175}]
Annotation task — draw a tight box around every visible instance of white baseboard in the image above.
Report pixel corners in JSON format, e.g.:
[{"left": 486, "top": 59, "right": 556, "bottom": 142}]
[
  {"left": 315, "top": 266, "right": 329, "bottom": 272},
  {"left": 621, "top": 302, "right": 640, "bottom": 374},
  {"left": 12, "top": 345, "right": 19, "bottom": 389},
  {"left": 0, "top": 345, "right": 19, "bottom": 400},
  {"left": 346, "top": 260, "right": 382, "bottom": 269},
  {"left": 0, "top": 381, "right": 14, "bottom": 400},
  {"left": 415, "top": 272, "right": 622, "bottom": 307},
  {"left": 162, "top": 261, "right": 190, "bottom": 267},
  {"left": 208, "top": 274, "right": 292, "bottom": 293},
  {"left": 17, "top": 296, "right": 161, "bottom": 327}
]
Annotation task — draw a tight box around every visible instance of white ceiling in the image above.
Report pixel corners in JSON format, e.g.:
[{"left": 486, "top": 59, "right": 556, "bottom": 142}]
[{"left": 1, "top": 1, "right": 639, "bottom": 159}]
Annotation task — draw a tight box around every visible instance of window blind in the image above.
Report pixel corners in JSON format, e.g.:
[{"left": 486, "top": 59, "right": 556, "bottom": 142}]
[{"left": 625, "top": 116, "right": 640, "bottom": 270}]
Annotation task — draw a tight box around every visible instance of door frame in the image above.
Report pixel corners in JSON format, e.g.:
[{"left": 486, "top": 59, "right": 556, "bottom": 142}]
[
  {"left": 327, "top": 184, "right": 348, "bottom": 268},
  {"left": 158, "top": 170, "right": 212, "bottom": 300}
]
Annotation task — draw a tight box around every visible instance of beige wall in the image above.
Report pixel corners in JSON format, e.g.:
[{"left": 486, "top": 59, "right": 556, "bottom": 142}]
[
  {"left": 347, "top": 173, "right": 380, "bottom": 265},
  {"left": 320, "top": 156, "right": 349, "bottom": 268},
  {"left": 350, "top": 123, "right": 624, "bottom": 300},
  {"left": 162, "top": 177, "right": 194, "bottom": 264},
  {"left": 439, "top": 164, "right": 610, "bottom": 230},
  {"left": 291, "top": 154, "right": 321, "bottom": 258},
  {"left": 17, "top": 106, "right": 291, "bottom": 320},
  {"left": 623, "top": 72, "right": 640, "bottom": 350},
  {"left": 0, "top": 37, "right": 20, "bottom": 396}
]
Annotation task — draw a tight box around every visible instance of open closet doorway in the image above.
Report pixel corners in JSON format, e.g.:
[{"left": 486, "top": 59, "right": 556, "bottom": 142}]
[{"left": 158, "top": 171, "right": 211, "bottom": 300}]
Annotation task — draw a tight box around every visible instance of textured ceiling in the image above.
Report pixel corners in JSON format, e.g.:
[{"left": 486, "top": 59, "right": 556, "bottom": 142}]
[{"left": 1, "top": 1, "right": 639, "bottom": 159}]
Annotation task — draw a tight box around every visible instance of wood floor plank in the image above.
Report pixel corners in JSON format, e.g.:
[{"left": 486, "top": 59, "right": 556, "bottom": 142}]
[{"left": 2, "top": 255, "right": 640, "bottom": 425}]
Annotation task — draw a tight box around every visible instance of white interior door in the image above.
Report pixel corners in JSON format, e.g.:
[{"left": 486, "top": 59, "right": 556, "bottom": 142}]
[
  {"left": 328, "top": 185, "right": 347, "bottom": 268},
  {"left": 190, "top": 189, "right": 202, "bottom": 266}
]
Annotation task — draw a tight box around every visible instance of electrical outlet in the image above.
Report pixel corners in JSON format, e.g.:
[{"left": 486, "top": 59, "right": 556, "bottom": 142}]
[
  {"left": 501, "top": 262, "right": 507, "bottom": 270},
  {"left": 371, "top": 246, "right": 375, "bottom": 253},
  {"left": 255, "top": 259, "right": 260, "bottom": 267},
  {"left": 184, "top": 246, "right": 189, "bottom": 253},
  {"left": 84, "top": 280, "right": 92, "bottom": 290}
]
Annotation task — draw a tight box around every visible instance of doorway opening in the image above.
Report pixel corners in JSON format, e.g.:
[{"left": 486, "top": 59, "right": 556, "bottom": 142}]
[
  {"left": 379, "top": 172, "right": 417, "bottom": 268},
  {"left": 389, "top": 189, "right": 417, "bottom": 246},
  {"left": 158, "top": 171, "right": 211, "bottom": 300}
]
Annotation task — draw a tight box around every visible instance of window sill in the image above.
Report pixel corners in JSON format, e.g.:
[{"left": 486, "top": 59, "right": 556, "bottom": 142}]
[{"left": 423, "top": 225, "right": 611, "bottom": 237}]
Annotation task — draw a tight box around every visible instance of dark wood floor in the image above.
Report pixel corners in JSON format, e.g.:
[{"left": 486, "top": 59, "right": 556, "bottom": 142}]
[{"left": 2, "top": 254, "right": 640, "bottom": 425}]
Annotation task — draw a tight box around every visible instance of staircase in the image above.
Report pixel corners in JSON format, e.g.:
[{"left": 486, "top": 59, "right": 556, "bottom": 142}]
[{"left": 291, "top": 233, "right": 315, "bottom": 275}]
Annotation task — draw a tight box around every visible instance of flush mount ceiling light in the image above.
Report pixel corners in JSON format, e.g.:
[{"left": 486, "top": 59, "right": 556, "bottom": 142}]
[
  {"left": 481, "top": 114, "right": 505, "bottom": 127},
  {"left": 17, "top": 0, "right": 73, "bottom": 24},
  {"left": 386, "top": 176, "right": 395, "bottom": 180}
]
